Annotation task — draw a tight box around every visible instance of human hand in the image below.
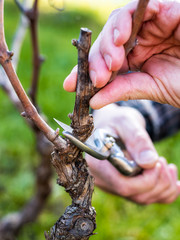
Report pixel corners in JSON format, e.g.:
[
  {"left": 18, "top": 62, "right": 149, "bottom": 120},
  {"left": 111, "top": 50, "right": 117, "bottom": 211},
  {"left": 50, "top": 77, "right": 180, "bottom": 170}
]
[
  {"left": 64, "top": 0, "right": 180, "bottom": 109},
  {"left": 86, "top": 104, "right": 180, "bottom": 204}
]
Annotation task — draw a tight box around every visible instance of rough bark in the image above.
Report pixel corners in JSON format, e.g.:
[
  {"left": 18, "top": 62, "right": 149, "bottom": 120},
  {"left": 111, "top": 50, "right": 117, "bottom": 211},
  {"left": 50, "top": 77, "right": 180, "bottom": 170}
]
[{"left": 45, "top": 28, "right": 96, "bottom": 240}]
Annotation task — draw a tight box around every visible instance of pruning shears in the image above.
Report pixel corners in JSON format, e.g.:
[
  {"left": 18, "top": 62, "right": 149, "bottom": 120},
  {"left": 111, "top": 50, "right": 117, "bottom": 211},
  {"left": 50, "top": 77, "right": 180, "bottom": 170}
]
[{"left": 54, "top": 119, "right": 142, "bottom": 177}]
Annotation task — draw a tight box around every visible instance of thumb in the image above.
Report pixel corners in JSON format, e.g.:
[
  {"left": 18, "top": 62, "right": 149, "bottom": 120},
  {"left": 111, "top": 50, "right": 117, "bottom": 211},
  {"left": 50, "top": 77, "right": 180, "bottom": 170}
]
[
  {"left": 90, "top": 72, "right": 159, "bottom": 109},
  {"left": 115, "top": 115, "right": 158, "bottom": 169},
  {"left": 126, "top": 131, "right": 158, "bottom": 169}
]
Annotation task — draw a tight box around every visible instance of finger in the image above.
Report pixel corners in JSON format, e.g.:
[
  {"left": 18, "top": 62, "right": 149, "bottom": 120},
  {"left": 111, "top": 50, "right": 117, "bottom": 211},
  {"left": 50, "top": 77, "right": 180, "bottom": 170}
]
[
  {"left": 157, "top": 184, "right": 179, "bottom": 204},
  {"left": 99, "top": 4, "right": 134, "bottom": 72},
  {"left": 155, "top": 163, "right": 179, "bottom": 203},
  {"left": 111, "top": 5, "right": 134, "bottom": 47},
  {"left": 63, "top": 65, "right": 78, "bottom": 92},
  {"left": 158, "top": 192, "right": 179, "bottom": 204},
  {"left": 86, "top": 154, "right": 127, "bottom": 195},
  {"left": 89, "top": 71, "right": 162, "bottom": 109},
  {"left": 138, "top": 161, "right": 179, "bottom": 204},
  {"left": 89, "top": 37, "right": 112, "bottom": 88},
  {"left": 86, "top": 153, "right": 161, "bottom": 197},
  {"left": 99, "top": 19, "right": 126, "bottom": 72},
  {"left": 117, "top": 123, "right": 158, "bottom": 169},
  {"left": 88, "top": 3, "right": 135, "bottom": 87},
  {"left": 117, "top": 162, "right": 161, "bottom": 197},
  {"left": 157, "top": 163, "right": 178, "bottom": 199},
  {"left": 130, "top": 159, "right": 173, "bottom": 203},
  {"left": 107, "top": 106, "right": 158, "bottom": 169},
  {"left": 168, "top": 163, "right": 178, "bottom": 183},
  {"left": 93, "top": 104, "right": 158, "bottom": 168}
]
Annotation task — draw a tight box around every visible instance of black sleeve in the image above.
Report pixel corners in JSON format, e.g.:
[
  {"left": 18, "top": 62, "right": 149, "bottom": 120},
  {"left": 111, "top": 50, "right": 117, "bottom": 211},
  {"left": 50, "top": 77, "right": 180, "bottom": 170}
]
[{"left": 116, "top": 100, "right": 180, "bottom": 142}]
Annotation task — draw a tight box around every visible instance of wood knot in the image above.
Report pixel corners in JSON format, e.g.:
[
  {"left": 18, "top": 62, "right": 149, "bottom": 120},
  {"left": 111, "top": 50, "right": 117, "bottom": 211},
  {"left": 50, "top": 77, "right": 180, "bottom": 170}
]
[
  {"left": 0, "top": 50, "right": 14, "bottom": 64},
  {"left": 70, "top": 217, "right": 95, "bottom": 237},
  {"left": 7, "top": 51, "right": 14, "bottom": 60}
]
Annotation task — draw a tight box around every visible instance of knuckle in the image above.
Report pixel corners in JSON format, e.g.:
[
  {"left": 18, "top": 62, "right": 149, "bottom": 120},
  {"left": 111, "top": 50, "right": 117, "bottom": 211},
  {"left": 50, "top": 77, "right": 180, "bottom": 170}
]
[
  {"left": 129, "top": 131, "right": 149, "bottom": 150},
  {"left": 169, "top": 163, "right": 177, "bottom": 171},
  {"left": 143, "top": 175, "right": 157, "bottom": 190},
  {"left": 169, "top": 163, "right": 178, "bottom": 176},
  {"left": 161, "top": 177, "right": 171, "bottom": 189},
  {"left": 158, "top": 189, "right": 178, "bottom": 204},
  {"left": 131, "top": 196, "right": 149, "bottom": 205},
  {"left": 164, "top": 196, "right": 177, "bottom": 204},
  {"left": 119, "top": 181, "right": 138, "bottom": 197},
  {"left": 109, "top": 8, "right": 120, "bottom": 19},
  {"left": 119, "top": 186, "right": 131, "bottom": 197},
  {"left": 135, "top": 132, "right": 148, "bottom": 144}
]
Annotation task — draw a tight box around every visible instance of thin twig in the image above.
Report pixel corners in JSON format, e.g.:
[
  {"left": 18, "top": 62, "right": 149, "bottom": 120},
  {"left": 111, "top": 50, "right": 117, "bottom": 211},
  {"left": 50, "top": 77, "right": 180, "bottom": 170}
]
[
  {"left": 0, "top": 1, "right": 53, "bottom": 238},
  {"left": 0, "top": 0, "right": 29, "bottom": 109},
  {"left": 110, "top": 0, "right": 150, "bottom": 82},
  {"left": 15, "top": 0, "right": 44, "bottom": 107},
  {"left": 12, "top": 0, "right": 29, "bottom": 70},
  {"left": 125, "top": 0, "right": 150, "bottom": 55},
  {"left": 0, "top": 0, "right": 67, "bottom": 150},
  {"left": 27, "top": 0, "right": 44, "bottom": 106},
  {"left": 14, "top": 0, "right": 26, "bottom": 13},
  {"left": 48, "top": 0, "right": 65, "bottom": 11}
]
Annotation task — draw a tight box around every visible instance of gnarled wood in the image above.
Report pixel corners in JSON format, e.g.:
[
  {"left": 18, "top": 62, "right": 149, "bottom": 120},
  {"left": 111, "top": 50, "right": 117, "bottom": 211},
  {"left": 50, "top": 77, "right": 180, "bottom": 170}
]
[{"left": 45, "top": 28, "right": 96, "bottom": 240}]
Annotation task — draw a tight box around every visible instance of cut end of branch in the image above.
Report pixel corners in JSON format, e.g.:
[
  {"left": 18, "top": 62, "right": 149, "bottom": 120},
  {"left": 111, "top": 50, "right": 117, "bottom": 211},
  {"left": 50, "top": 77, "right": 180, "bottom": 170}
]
[{"left": 81, "top": 28, "right": 92, "bottom": 35}]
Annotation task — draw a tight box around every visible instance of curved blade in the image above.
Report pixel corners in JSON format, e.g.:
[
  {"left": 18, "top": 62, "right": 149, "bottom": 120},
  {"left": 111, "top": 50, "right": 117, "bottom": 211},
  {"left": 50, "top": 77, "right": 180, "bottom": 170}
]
[
  {"left": 54, "top": 118, "right": 73, "bottom": 133},
  {"left": 63, "top": 131, "right": 107, "bottom": 160},
  {"left": 54, "top": 118, "right": 109, "bottom": 159}
]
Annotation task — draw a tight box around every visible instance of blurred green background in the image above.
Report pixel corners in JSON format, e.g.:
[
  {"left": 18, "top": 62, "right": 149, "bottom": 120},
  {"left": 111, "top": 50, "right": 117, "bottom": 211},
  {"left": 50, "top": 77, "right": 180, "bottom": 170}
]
[{"left": 1, "top": 0, "right": 180, "bottom": 239}]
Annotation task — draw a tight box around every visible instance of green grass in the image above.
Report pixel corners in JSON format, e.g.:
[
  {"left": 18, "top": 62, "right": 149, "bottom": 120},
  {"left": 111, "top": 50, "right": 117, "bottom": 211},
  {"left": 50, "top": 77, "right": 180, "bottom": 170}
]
[{"left": 1, "top": 1, "right": 180, "bottom": 240}]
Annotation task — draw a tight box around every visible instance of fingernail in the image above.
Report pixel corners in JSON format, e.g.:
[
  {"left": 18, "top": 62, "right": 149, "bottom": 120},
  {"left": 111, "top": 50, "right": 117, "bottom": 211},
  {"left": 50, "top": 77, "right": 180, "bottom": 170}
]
[
  {"left": 71, "top": 65, "right": 78, "bottom": 73},
  {"left": 90, "top": 70, "right": 97, "bottom": 87},
  {"left": 104, "top": 54, "right": 112, "bottom": 71},
  {"left": 156, "top": 162, "right": 162, "bottom": 170},
  {"left": 64, "top": 66, "right": 77, "bottom": 87},
  {"left": 63, "top": 75, "right": 70, "bottom": 86},
  {"left": 154, "top": 162, "right": 161, "bottom": 176},
  {"left": 113, "top": 28, "right": 120, "bottom": 45},
  {"left": 138, "top": 150, "right": 158, "bottom": 165}
]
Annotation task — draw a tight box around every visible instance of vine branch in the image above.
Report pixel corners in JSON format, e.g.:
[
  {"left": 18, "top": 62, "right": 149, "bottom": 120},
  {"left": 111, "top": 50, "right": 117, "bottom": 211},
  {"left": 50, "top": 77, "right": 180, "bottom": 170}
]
[
  {"left": 0, "top": 1, "right": 53, "bottom": 238},
  {"left": 15, "top": 0, "right": 44, "bottom": 107},
  {"left": 0, "top": 0, "right": 66, "bottom": 150}
]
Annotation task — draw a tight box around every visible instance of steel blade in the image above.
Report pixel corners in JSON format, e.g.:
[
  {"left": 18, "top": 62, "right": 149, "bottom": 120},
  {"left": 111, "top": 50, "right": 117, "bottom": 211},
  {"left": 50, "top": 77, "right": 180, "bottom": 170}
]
[{"left": 54, "top": 118, "right": 73, "bottom": 133}]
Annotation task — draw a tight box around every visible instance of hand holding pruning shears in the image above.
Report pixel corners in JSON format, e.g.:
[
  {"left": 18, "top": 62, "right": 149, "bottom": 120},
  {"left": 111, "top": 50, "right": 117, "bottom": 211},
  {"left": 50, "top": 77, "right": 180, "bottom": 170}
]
[{"left": 55, "top": 104, "right": 180, "bottom": 204}]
